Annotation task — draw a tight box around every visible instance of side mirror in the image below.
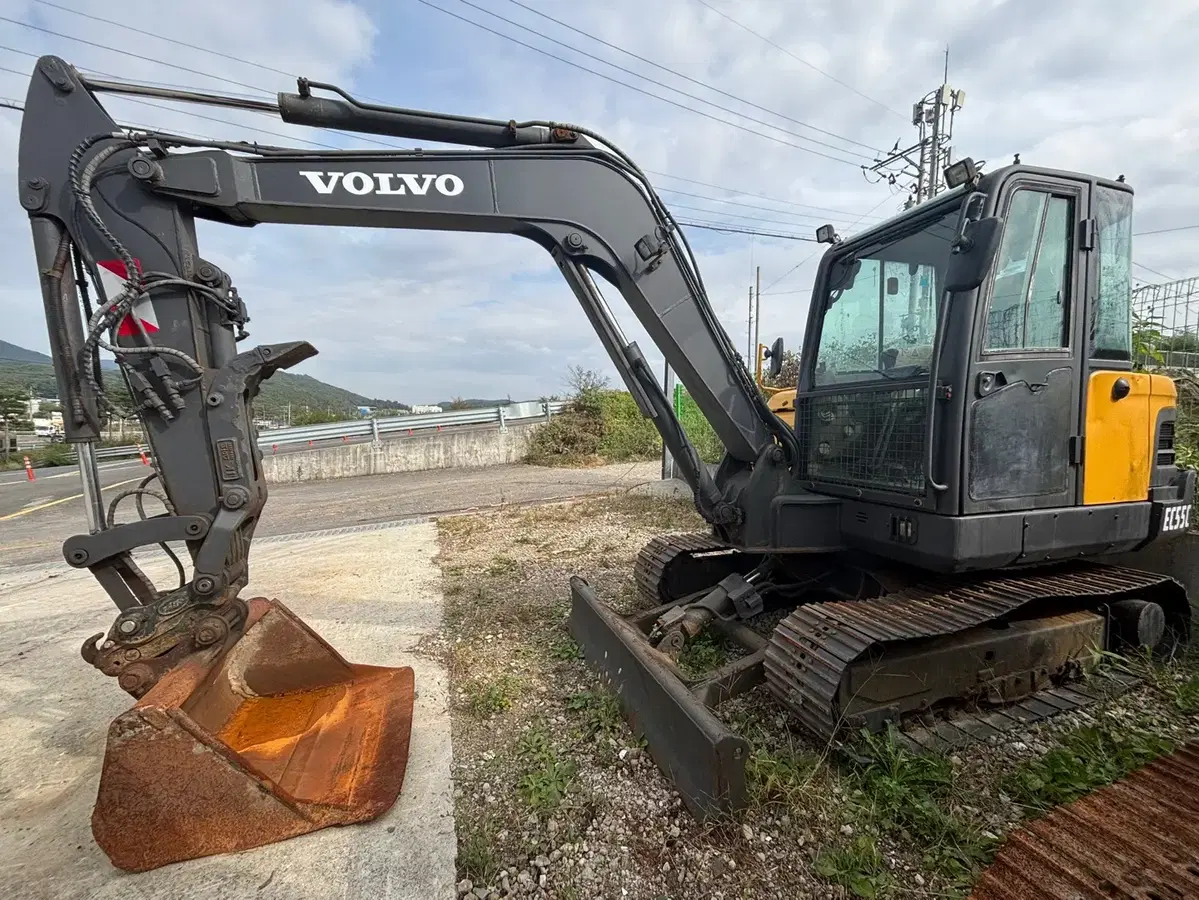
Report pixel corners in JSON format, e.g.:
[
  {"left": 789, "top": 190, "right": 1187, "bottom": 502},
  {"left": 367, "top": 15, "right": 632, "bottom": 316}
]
[
  {"left": 766, "top": 337, "right": 785, "bottom": 378},
  {"left": 945, "top": 216, "right": 1004, "bottom": 293}
]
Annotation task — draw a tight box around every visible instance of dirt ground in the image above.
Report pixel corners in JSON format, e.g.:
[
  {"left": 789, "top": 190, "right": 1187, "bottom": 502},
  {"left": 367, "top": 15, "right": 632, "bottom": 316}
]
[{"left": 428, "top": 493, "right": 1199, "bottom": 900}]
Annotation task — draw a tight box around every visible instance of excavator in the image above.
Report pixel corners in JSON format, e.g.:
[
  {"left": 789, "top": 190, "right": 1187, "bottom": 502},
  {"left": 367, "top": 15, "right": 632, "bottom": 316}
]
[{"left": 16, "top": 56, "right": 1193, "bottom": 872}]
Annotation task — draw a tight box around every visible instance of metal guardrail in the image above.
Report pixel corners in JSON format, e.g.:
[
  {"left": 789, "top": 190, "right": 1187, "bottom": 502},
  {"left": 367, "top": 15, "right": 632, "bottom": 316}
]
[
  {"left": 256, "top": 401, "right": 567, "bottom": 449},
  {"left": 40, "top": 401, "right": 568, "bottom": 463}
]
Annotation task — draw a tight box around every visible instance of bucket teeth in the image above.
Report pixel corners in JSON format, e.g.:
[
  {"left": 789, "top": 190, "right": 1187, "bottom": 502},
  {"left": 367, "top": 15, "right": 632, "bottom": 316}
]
[{"left": 90, "top": 597, "right": 415, "bottom": 872}]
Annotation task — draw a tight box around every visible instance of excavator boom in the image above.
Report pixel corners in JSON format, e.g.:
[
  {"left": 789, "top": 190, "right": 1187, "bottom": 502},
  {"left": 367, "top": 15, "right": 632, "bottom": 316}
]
[{"left": 16, "top": 56, "right": 794, "bottom": 869}]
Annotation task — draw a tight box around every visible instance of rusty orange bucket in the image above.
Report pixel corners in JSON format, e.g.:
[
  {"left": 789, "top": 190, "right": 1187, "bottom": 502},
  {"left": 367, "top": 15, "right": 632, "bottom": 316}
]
[{"left": 90, "top": 597, "right": 415, "bottom": 872}]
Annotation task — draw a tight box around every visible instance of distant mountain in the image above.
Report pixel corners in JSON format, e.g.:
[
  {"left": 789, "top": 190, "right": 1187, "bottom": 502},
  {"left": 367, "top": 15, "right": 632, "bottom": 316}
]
[
  {"left": 1, "top": 339, "right": 118, "bottom": 369},
  {"left": 433, "top": 398, "right": 513, "bottom": 410},
  {"left": 0, "top": 340, "right": 52, "bottom": 364},
  {"left": 0, "top": 342, "right": 407, "bottom": 416}
]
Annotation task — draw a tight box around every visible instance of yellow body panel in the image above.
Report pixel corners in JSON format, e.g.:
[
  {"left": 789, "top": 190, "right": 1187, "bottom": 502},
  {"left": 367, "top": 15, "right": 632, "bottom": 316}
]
[
  {"left": 766, "top": 388, "right": 795, "bottom": 429},
  {"left": 1082, "top": 371, "right": 1174, "bottom": 505}
]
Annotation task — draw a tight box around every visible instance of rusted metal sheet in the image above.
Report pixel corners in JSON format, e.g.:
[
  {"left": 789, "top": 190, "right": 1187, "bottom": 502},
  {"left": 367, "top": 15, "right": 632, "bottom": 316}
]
[
  {"left": 970, "top": 742, "right": 1199, "bottom": 900},
  {"left": 91, "top": 597, "right": 415, "bottom": 872},
  {"left": 764, "top": 561, "right": 1190, "bottom": 742}
]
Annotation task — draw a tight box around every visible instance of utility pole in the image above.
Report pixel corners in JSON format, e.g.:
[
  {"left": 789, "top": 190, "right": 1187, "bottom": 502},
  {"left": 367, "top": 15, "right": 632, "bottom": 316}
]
[
  {"left": 746, "top": 284, "right": 754, "bottom": 365},
  {"left": 866, "top": 48, "right": 965, "bottom": 208},
  {"left": 753, "top": 266, "right": 761, "bottom": 382}
]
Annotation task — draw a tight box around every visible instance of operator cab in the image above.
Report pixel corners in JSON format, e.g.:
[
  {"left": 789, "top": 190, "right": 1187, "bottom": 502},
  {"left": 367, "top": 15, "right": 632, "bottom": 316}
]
[{"left": 788, "top": 159, "right": 1193, "bottom": 571}]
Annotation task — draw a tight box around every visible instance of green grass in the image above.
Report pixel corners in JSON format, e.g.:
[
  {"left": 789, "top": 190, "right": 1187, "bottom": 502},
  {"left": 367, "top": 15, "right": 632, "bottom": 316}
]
[
  {"left": 676, "top": 630, "right": 734, "bottom": 676},
  {"left": 814, "top": 835, "right": 894, "bottom": 899},
  {"left": 465, "top": 673, "right": 522, "bottom": 717},
  {"left": 841, "top": 727, "right": 998, "bottom": 889},
  {"left": 1003, "top": 723, "right": 1178, "bottom": 813},
  {"left": 515, "top": 721, "right": 578, "bottom": 813},
  {"left": 523, "top": 387, "right": 724, "bottom": 466}
]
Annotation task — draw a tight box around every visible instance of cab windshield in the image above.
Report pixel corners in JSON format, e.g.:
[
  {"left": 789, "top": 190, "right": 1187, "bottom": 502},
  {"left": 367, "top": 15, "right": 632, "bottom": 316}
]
[{"left": 812, "top": 202, "right": 963, "bottom": 387}]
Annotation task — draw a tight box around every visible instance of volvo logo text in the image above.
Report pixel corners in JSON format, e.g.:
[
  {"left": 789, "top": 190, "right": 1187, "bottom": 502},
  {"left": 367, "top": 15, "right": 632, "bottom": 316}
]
[{"left": 299, "top": 171, "right": 465, "bottom": 197}]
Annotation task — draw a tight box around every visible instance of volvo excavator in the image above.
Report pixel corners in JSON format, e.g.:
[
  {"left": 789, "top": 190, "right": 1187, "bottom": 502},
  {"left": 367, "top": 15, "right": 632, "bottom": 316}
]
[{"left": 16, "top": 56, "right": 1193, "bottom": 871}]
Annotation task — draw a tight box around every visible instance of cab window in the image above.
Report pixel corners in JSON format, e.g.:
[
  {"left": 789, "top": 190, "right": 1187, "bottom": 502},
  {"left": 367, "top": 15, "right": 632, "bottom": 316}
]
[{"left": 984, "top": 189, "right": 1073, "bottom": 352}]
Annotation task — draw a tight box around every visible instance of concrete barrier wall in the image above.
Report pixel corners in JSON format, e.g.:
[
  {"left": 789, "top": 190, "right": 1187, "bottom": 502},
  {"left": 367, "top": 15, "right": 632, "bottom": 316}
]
[{"left": 262, "top": 422, "right": 541, "bottom": 484}]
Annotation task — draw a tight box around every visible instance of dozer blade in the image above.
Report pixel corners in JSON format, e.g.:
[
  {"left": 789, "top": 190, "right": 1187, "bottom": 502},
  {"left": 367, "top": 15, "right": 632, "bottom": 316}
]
[
  {"left": 568, "top": 576, "right": 751, "bottom": 819},
  {"left": 90, "top": 597, "right": 415, "bottom": 873}
]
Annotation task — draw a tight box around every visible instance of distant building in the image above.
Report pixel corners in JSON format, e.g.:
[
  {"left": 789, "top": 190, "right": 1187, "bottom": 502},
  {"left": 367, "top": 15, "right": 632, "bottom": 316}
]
[
  {"left": 410, "top": 405, "right": 442, "bottom": 414},
  {"left": 356, "top": 406, "right": 375, "bottom": 417}
]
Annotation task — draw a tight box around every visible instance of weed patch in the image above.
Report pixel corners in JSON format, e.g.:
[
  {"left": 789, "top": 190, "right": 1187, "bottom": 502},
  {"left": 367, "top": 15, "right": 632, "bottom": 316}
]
[
  {"left": 676, "top": 630, "right": 735, "bottom": 677},
  {"left": 465, "top": 673, "right": 522, "bottom": 717},
  {"left": 516, "top": 721, "right": 578, "bottom": 814},
  {"left": 814, "top": 835, "right": 894, "bottom": 899},
  {"left": 842, "top": 727, "right": 997, "bottom": 887},
  {"left": 1004, "top": 722, "right": 1178, "bottom": 813}
]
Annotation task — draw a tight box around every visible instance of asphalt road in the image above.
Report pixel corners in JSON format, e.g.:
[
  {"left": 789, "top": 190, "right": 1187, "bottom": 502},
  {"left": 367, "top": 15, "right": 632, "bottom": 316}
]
[{"left": 0, "top": 457, "right": 661, "bottom": 570}]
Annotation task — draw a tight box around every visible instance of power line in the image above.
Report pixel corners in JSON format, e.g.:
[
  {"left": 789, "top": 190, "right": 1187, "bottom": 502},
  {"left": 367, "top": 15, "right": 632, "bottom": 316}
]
[
  {"left": 644, "top": 169, "right": 884, "bottom": 221},
  {"left": 1133, "top": 260, "right": 1175, "bottom": 281},
  {"left": 678, "top": 220, "right": 815, "bottom": 241},
  {"left": 759, "top": 193, "right": 898, "bottom": 293},
  {"left": 689, "top": 0, "right": 906, "bottom": 120},
  {"left": 30, "top": 0, "right": 297, "bottom": 81},
  {"left": 666, "top": 200, "right": 857, "bottom": 231},
  {"left": 3, "top": 10, "right": 885, "bottom": 222},
  {"left": 656, "top": 187, "right": 865, "bottom": 227},
  {"left": 0, "top": 15, "right": 271, "bottom": 97},
  {"left": 0, "top": 21, "right": 882, "bottom": 224},
  {"left": 493, "top": 0, "right": 880, "bottom": 155},
  {"left": 412, "top": 0, "right": 868, "bottom": 168},
  {"left": 1134, "top": 224, "right": 1199, "bottom": 237},
  {"left": 439, "top": 0, "right": 876, "bottom": 162}
]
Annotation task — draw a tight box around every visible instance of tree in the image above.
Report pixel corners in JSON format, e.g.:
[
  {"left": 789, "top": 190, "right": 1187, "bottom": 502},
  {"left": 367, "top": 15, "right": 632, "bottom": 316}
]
[
  {"left": 565, "top": 365, "right": 610, "bottom": 397},
  {"left": 448, "top": 397, "right": 472, "bottom": 410},
  {"left": 0, "top": 389, "right": 31, "bottom": 429},
  {"left": 292, "top": 408, "right": 343, "bottom": 426}
]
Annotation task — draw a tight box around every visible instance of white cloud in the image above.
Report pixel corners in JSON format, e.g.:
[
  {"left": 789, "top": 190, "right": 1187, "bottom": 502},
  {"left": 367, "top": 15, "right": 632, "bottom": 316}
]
[{"left": 2, "top": 0, "right": 1198, "bottom": 407}]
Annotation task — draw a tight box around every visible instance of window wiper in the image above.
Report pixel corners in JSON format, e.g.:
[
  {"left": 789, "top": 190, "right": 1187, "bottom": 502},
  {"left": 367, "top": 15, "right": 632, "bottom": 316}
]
[{"left": 851, "top": 364, "right": 930, "bottom": 381}]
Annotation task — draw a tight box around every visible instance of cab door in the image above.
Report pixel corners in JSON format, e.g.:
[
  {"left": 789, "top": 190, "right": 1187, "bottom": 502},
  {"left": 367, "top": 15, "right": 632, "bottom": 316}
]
[{"left": 961, "top": 176, "right": 1088, "bottom": 514}]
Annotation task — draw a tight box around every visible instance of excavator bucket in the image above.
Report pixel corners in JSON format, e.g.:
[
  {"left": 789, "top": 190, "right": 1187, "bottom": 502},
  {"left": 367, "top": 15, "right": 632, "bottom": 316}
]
[{"left": 89, "top": 597, "right": 415, "bottom": 873}]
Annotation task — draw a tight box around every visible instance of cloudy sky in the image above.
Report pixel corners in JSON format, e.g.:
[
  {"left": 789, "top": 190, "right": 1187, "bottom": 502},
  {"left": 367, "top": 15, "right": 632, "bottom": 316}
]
[{"left": 1, "top": 0, "right": 1196, "bottom": 406}]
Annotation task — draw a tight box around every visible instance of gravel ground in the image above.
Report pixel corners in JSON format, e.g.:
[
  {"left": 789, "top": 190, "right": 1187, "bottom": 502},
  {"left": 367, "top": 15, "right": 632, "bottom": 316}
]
[{"left": 430, "top": 494, "right": 1199, "bottom": 900}]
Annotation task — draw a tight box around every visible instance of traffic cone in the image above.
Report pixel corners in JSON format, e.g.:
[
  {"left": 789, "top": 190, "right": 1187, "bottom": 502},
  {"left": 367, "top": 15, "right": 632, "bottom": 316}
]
[
  {"left": 137, "top": 444, "right": 149, "bottom": 465},
  {"left": 24, "top": 455, "right": 34, "bottom": 481}
]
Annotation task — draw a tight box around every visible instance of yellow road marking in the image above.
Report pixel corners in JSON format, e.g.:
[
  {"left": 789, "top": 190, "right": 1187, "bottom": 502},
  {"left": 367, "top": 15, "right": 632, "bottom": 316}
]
[{"left": 0, "top": 477, "right": 143, "bottom": 521}]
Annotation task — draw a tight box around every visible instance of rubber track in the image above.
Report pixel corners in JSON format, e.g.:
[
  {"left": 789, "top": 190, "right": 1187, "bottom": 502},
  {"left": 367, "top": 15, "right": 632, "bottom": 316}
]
[
  {"left": 633, "top": 533, "right": 726, "bottom": 605},
  {"left": 763, "top": 561, "right": 1188, "bottom": 742}
]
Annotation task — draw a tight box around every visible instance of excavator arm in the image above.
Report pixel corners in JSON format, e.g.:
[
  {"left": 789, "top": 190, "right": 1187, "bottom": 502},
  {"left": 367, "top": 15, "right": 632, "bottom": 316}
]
[
  {"left": 19, "top": 58, "right": 795, "bottom": 641},
  {"left": 16, "top": 56, "right": 805, "bottom": 870}
]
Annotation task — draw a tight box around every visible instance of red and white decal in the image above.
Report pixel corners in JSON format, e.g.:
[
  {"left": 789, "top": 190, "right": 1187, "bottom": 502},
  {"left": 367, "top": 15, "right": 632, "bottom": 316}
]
[{"left": 96, "top": 258, "right": 159, "bottom": 337}]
